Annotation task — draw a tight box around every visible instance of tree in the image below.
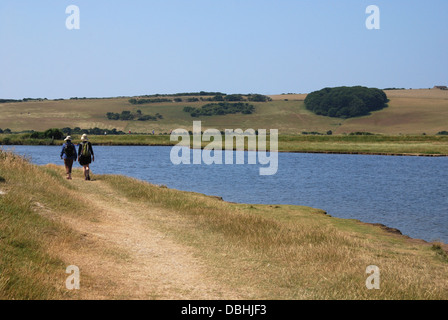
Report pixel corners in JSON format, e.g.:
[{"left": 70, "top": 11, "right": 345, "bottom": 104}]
[
  {"left": 247, "top": 94, "right": 272, "bottom": 102},
  {"left": 43, "top": 128, "right": 63, "bottom": 139},
  {"left": 304, "top": 86, "right": 388, "bottom": 118},
  {"left": 224, "top": 94, "right": 245, "bottom": 101},
  {"left": 107, "top": 112, "right": 120, "bottom": 120},
  {"left": 61, "top": 127, "right": 72, "bottom": 134},
  {"left": 183, "top": 102, "right": 255, "bottom": 117},
  {"left": 120, "top": 111, "right": 134, "bottom": 120}
]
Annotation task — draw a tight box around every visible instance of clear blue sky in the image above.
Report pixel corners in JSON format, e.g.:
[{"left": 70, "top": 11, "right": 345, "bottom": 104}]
[{"left": 1, "top": 0, "right": 447, "bottom": 99}]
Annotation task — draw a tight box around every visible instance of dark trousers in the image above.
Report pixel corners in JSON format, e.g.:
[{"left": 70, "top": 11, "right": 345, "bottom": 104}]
[{"left": 64, "top": 159, "right": 74, "bottom": 174}]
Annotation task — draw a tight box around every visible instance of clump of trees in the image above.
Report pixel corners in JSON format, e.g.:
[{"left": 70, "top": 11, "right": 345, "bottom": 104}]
[
  {"left": 0, "top": 98, "right": 48, "bottom": 103},
  {"left": 129, "top": 98, "right": 172, "bottom": 104},
  {"left": 437, "top": 131, "right": 448, "bottom": 135},
  {"left": 0, "top": 128, "right": 11, "bottom": 134},
  {"left": 349, "top": 132, "right": 375, "bottom": 135},
  {"left": 61, "top": 127, "right": 126, "bottom": 135},
  {"left": 247, "top": 94, "right": 272, "bottom": 102},
  {"left": 140, "top": 91, "right": 226, "bottom": 98},
  {"left": 129, "top": 93, "right": 271, "bottom": 104},
  {"left": 30, "top": 128, "right": 64, "bottom": 140},
  {"left": 304, "top": 86, "right": 388, "bottom": 118},
  {"left": 27, "top": 127, "right": 127, "bottom": 139},
  {"left": 183, "top": 102, "right": 255, "bottom": 117},
  {"left": 106, "top": 110, "right": 163, "bottom": 121},
  {"left": 0, "top": 99, "right": 22, "bottom": 103}
]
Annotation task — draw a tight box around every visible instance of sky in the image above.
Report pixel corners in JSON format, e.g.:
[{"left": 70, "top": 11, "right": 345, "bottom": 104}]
[{"left": 0, "top": 0, "right": 447, "bottom": 99}]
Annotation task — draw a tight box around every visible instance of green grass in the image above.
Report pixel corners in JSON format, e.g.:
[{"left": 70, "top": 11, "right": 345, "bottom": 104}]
[
  {"left": 2, "top": 133, "right": 448, "bottom": 156},
  {"left": 0, "top": 151, "right": 86, "bottom": 299}
]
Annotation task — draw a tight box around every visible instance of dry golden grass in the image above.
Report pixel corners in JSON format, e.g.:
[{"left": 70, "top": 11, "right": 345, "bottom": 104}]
[
  {"left": 1, "top": 150, "right": 447, "bottom": 300},
  {"left": 102, "top": 174, "right": 448, "bottom": 299},
  {"left": 1, "top": 89, "right": 447, "bottom": 135}
]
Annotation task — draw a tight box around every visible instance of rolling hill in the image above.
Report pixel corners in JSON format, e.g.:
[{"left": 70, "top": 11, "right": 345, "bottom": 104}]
[{"left": 1, "top": 89, "right": 447, "bottom": 135}]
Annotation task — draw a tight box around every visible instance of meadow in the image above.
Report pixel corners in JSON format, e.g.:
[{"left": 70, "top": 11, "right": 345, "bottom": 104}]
[{"left": 1, "top": 89, "right": 447, "bottom": 136}]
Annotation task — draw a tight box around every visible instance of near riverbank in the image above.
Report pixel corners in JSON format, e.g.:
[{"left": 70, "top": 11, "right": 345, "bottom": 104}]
[{"left": 0, "top": 149, "right": 447, "bottom": 299}]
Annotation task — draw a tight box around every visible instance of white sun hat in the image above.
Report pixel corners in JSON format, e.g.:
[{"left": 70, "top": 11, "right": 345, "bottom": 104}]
[
  {"left": 81, "top": 134, "right": 88, "bottom": 141},
  {"left": 64, "top": 136, "right": 72, "bottom": 141}
]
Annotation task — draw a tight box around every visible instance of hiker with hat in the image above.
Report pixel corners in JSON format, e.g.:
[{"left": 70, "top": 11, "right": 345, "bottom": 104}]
[
  {"left": 78, "top": 134, "right": 95, "bottom": 181},
  {"left": 60, "top": 135, "right": 77, "bottom": 180}
]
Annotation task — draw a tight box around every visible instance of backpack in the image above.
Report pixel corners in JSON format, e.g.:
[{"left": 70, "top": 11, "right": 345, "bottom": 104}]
[
  {"left": 81, "top": 142, "right": 91, "bottom": 157},
  {"left": 65, "top": 143, "right": 75, "bottom": 157}
]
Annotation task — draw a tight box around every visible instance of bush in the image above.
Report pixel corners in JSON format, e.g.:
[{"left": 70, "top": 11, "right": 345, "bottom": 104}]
[
  {"left": 349, "top": 132, "right": 375, "bottom": 136},
  {"left": 301, "top": 131, "right": 323, "bottom": 135},
  {"left": 304, "top": 86, "right": 388, "bottom": 118},
  {"left": 120, "top": 111, "right": 134, "bottom": 120},
  {"left": 436, "top": 131, "right": 448, "bottom": 135},
  {"left": 30, "top": 128, "right": 64, "bottom": 140},
  {"left": 106, "top": 110, "right": 161, "bottom": 121},
  {"left": 183, "top": 102, "right": 255, "bottom": 117},
  {"left": 129, "top": 98, "right": 172, "bottom": 104},
  {"left": 224, "top": 94, "right": 245, "bottom": 102},
  {"left": 44, "top": 128, "right": 64, "bottom": 139},
  {"left": 106, "top": 112, "right": 120, "bottom": 120},
  {"left": 247, "top": 94, "right": 272, "bottom": 102}
]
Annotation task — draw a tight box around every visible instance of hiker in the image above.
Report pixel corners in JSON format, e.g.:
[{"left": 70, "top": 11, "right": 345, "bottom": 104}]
[
  {"left": 78, "top": 134, "right": 95, "bottom": 180},
  {"left": 60, "top": 136, "right": 77, "bottom": 180}
]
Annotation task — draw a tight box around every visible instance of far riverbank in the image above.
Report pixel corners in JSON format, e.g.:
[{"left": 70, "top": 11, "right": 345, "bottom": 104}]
[{"left": 2, "top": 133, "right": 448, "bottom": 157}]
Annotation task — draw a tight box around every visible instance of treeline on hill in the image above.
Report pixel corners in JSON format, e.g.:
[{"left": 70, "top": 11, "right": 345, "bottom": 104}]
[
  {"left": 183, "top": 102, "right": 255, "bottom": 117},
  {"left": 138, "top": 91, "right": 227, "bottom": 98},
  {"left": 106, "top": 110, "right": 163, "bottom": 121},
  {"left": 304, "top": 86, "right": 389, "bottom": 118},
  {"left": 129, "top": 93, "right": 271, "bottom": 104},
  {"left": 26, "top": 127, "right": 127, "bottom": 140},
  {"left": 0, "top": 98, "right": 49, "bottom": 103}
]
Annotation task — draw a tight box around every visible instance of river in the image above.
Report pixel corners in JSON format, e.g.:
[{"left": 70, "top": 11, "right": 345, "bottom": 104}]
[{"left": 4, "top": 145, "right": 448, "bottom": 243}]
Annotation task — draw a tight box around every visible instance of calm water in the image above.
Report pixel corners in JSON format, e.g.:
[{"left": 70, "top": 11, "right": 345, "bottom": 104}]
[{"left": 5, "top": 145, "right": 448, "bottom": 243}]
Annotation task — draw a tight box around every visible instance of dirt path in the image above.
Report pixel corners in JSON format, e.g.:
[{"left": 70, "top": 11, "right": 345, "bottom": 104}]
[{"left": 55, "top": 177, "right": 243, "bottom": 300}]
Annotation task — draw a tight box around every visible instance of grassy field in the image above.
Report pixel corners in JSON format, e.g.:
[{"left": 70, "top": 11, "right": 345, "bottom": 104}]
[
  {"left": 0, "top": 149, "right": 447, "bottom": 300},
  {"left": 1, "top": 89, "right": 447, "bottom": 135}
]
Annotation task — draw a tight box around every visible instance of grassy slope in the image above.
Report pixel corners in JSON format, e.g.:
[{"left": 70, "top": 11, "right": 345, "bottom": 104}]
[
  {"left": 1, "top": 149, "right": 447, "bottom": 299},
  {"left": 1, "top": 89, "right": 447, "bottom": 135}
]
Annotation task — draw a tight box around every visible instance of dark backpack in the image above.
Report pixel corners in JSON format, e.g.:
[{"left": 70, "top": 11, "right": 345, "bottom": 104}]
[
  {"left": 81, "top": 142, "right": 91, "bottom": 157},
  {"left": 65, "top": 143, "right": 75, "bottom": 157}
]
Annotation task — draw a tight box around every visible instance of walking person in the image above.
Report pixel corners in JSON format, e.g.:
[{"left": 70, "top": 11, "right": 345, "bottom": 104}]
[
  {"left": 60, "top": 136, "right": 77, "bottom": 180},
  {"left": 78, "top": 134, "right": 95, "bottom": 180}
]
